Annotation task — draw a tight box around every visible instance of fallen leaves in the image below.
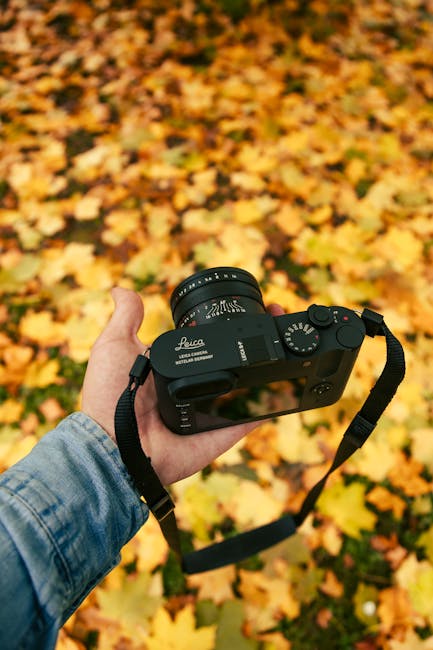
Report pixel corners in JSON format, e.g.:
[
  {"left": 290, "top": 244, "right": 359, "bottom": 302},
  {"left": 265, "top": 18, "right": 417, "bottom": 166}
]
[
  {"left": 147, "top": 605, "right": 215, "bottom": 650},
  {"left": 1, "top": 0, "right": 433, "bottom": 648},
  {"left": 318, "top": 480, "right": 378, "bottom": 539}
]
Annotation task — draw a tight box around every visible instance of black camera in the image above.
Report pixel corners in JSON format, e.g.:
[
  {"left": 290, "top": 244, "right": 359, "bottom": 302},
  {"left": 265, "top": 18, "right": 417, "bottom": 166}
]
[{"left": 150, "top": 267, "right": 367, "bottom": 435}]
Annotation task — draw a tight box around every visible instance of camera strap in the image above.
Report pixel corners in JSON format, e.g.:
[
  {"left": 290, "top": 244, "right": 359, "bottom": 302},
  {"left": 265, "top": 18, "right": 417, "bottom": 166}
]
[{"left": 114, "top": 309, "right": 405, "bottom": 574}]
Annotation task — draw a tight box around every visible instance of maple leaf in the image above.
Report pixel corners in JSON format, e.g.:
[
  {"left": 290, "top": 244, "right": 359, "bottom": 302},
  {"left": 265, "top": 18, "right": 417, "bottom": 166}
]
[
  {"left": 388, "top": 452, "right": 432, "bottom": 497},
  {"left": 239, "top": 569, "right": 300, "bottom": 630},
  {"left": 377, "top": 585, "right": 420, "bottom": 636},
  {"left": 18, "top": 311, "right": 65, "bottom": 347},
  {"left": 96, "top": 571, "right": 163, "bottom": 633},
  {"left": 317, "top": 480, "right": 377, "bottom": 539},
  {"left": 0, "top": 398, "right": 23, "bottom": 424},
  {"left": 275, "top": 413, "right": 324, "bottom": 465},
  {"left": 127, "top": 515, "right": 168, "bottom": 574},
  {"left": 388, "top": 629, "right": 433, "bottom": 650},
  {"left": 146, "top": 605, "right": 215, "bottom": 650},
  {"left": 226, "top": 479, "right": 285, "bottom": 529},
  {"left": 187, "top": 565, "right": 236, "bottom": 604},
  {"left": 24, "top": 358, "right": 61, "bottom": 388},
  {"left": 395, "top": 555, "right": 433, "bottom": 628},
  {"left": 215, "top": 600, "right": 258, "bottom": 650},
  {"left": 366, "top": 486, "right": 406, "bottom": 519}
]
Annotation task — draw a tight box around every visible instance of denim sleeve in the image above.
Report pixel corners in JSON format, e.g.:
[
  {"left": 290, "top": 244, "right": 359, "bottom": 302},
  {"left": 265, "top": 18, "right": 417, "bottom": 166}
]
[{"left": 0, "top": 412, "right": 149, "bottom": 650}]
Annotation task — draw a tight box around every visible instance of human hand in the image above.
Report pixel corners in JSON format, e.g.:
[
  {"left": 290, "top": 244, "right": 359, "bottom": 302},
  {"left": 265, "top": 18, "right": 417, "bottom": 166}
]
[{"left": 82, "top": 287, "right": 284, "bottom": 485}]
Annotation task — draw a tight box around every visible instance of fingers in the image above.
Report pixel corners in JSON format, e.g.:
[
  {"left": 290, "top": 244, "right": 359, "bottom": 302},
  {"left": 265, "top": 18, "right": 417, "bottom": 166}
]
[
  {"left": 267, "top": 303, "right": 285, "bottom": 316},
  {"left": 100, "top": 287, "right": 145, "bottom": 342}
]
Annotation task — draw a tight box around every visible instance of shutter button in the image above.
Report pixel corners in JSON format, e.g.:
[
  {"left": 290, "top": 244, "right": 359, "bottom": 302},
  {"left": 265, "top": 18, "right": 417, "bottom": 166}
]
[{"left": 336, "top": 326, "right": 364, "bottom": 349}]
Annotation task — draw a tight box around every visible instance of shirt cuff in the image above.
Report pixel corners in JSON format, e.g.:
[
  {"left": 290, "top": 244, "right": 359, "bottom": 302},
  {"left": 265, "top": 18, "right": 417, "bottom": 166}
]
[{"left": 0, "top": 412, "right": 149, "bottom": 625}]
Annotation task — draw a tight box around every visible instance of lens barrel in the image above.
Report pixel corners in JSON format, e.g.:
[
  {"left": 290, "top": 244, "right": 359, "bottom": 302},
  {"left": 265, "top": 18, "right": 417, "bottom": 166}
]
[{"left": 170, "top": 267, "right": 266, "bottom": 328}]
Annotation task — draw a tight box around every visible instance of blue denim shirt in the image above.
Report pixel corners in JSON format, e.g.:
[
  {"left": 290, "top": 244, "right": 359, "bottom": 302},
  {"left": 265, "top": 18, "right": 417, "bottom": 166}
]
[{"left": 0, "top": 412, "right": 149, "bottom": 649}]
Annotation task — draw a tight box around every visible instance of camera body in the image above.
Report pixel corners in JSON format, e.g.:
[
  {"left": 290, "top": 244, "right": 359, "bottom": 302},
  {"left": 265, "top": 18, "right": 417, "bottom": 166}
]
[{"left": 150, "top": 268, "right": 366, "bottom": 434}]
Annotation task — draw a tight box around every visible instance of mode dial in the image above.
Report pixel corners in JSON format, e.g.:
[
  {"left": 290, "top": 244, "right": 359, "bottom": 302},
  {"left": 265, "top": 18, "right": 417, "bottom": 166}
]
[{"left": 284, "top": 320, "right": 320, "bottom": 356}]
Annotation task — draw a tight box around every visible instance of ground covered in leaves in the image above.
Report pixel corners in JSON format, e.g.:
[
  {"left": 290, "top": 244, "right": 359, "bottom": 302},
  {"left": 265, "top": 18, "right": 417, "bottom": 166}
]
[{"left": 1, "top": 0, "right": 433, "bottom": 648}]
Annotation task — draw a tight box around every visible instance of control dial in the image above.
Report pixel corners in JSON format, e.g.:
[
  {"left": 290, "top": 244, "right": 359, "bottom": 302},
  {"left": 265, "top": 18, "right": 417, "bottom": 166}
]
[{"left": 284, "top": 320, "right": 320, "bottom": 356}]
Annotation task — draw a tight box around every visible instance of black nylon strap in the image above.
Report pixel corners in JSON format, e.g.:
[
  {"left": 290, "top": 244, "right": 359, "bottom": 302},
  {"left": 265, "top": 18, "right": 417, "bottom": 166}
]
[
  {"left": 114, "top": 316, "right": 405, "bottom": 574},
  {"left": 182, "top": 514, "right": 297, "bottom": 574},
  {"left": 114, "top": 354, "right": 181, "bottom": 557},
  {"left": 294, "top": 321, "right": 405, "bottom": 528}
]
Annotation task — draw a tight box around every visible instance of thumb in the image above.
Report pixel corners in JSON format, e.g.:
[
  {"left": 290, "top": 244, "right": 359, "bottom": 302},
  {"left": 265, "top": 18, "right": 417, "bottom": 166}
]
[{"left": 99, "top": 287, "right": 145, "bottom": 342}]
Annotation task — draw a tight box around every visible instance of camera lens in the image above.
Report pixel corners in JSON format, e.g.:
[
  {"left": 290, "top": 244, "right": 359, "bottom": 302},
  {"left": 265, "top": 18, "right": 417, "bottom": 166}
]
[{"left": 170, "top": 267, "right": 266, "bottom": 328}]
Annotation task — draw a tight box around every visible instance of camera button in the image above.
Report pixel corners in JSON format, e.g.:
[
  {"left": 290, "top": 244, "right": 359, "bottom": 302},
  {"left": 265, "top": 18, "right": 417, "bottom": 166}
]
[
  {"left": 308, "top": 305, "right": 334, "bottom": 328},
  {"left": 336, "top": 325, "right": 364, "bottom": 349},
  {"left": 311, "top": 382, "right": 333, "bottom": 396}
]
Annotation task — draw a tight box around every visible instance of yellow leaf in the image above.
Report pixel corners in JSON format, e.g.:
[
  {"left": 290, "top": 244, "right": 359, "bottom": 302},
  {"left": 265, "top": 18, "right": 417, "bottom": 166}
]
[
  {"left": 24, "top": 358, "right": 61, "bottom": 388},
  {"left": 272, "top": 204, "right": 304, "bottom": 237},
  {"left": 298, "top": 33, "right": 328, "bottom": 60},
  {"left": 374, "top": 227, "right": 423, "bottom": 273},
  {"left": 388, "top": 629, "right": 433, "bottom": 650},
  {"left": 74, "top": 258, "right": 115, "bottom": 290},
  {"left": 388, "top": 452, "right": 432, "bottom": 497},
  {"left": 407, "top": 429, "right": 433, "bottom": 471},
  {"left": 231, "top": 171, "right": 265, "bottom": 192},
  {"left": 395, "top": 555, "right": 433, "bottom": 627},
  {"left": 19, "top": 311, "right": 65, "bottom": 347},
  {"left": 137, "top": 295, "right": 173, "bottom": 343},
  {"left": 279, "top": 163, "right": 315, "bottom": 198},
  {"left": 0, "top": 398, "right": 23, "bottom": 424},
  {"left": 102, "top": 209, "right": 141, "bottom": 246},
  {"left": 8, "top": 162, "right": 52, "bottom": 199},
  {"left": 317, "top": 480, "right": 377, "bottom": 539},
  {"left": 4, "top": 435, "right": 37, "bottom": 467},
  {"left": 40, "top": 243, "right": 94, "bottom": 286},
  {"left": 132, "top": 515, "right": 168, "bottom": 573},
  {"left": 275, "top": 414, "right": 324, "bottom": 465},
  {"left": 181, "top": 207, "right": 231, "bottom": 235},
  {"left": 64, "top": 314, "right": 104, "bottom": 363},
  {"left": 125, "top": 245, "right": 165, "bottom": 281},
  {"left": 97, "top": 571, "right": 163, "bottom": 632},
  {"left": 2, "top": 344, "right": 33, "bottom": 370},
  {"left": 237, "top": 144, "right": 278, "bottom": 174},
  {"left": 148, "top": 205, "right": 176, "bottom": 239},
  {"left": 177, "top": 473, "right": 238, "bottom": 541},
  {"left": 226, "top": 480, "right": 284, "bottom": 529},
  {"left": 306, "top": 204, "right": 332, "bottom": 225},
  {"left": 345, "top": 158, "right": 367, "bottom": 185},
  {"left": 0, "top": 254, "right": 41, "bottom": 293},
  {"left": 233, "top": 199, "right": 264, "bottom": 225},
  {"left": 378, "top": 585, "right": 420, "bottom": 635},
  {"left": 367, "top": 486, "right": 407, "bottom": 519},
  {"left": 74, "top": 195, "right": 102, "bottom": 221},
  {"left": 193, "top": 224, "right": 267, "bottom": 282},
  {"left": 147, "top": 605, "right": 215, "bottom": 650},
  {"left": 347, "top": 437, "right": 397, "bottom": 482},
  {"left": 239, "top": 570, "right": 300, "bottom": 630},
  {"left": 187, "top": 565, "right": 236, "bottom": 604},
  {"left": 259, "top": 632, "right": 292, "bottom": 650},
  {"left": 319, "top": 569, "right": 344, "bottom": 598}
]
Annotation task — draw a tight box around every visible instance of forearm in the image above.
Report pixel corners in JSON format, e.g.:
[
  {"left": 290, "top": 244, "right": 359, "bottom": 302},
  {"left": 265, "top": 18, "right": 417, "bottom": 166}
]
[{"left": 0, "top": 412, "right": 148, "bottom": 649}]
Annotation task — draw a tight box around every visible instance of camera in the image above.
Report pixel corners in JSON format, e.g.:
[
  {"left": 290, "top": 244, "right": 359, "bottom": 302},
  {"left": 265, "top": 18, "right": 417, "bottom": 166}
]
[{"left": 150, "top": 267, "right": 367, "bottom": 435}]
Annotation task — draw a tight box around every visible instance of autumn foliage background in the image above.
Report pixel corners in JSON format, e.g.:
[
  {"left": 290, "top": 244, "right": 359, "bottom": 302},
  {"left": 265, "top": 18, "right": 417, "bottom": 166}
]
[{"left": 1, "top": 0, "right": 433, "bottom": 648}]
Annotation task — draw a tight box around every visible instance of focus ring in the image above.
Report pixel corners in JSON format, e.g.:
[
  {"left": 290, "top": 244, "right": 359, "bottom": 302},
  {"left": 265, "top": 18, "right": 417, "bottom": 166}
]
[{"left": 170, "top": 267, "right": 265, "bottom": 328}]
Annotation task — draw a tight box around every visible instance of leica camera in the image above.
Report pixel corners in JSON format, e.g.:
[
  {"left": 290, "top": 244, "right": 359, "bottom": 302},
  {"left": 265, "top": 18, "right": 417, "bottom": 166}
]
[{"left": 150, "top": 267, "right": 367, "bottom": 434}]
